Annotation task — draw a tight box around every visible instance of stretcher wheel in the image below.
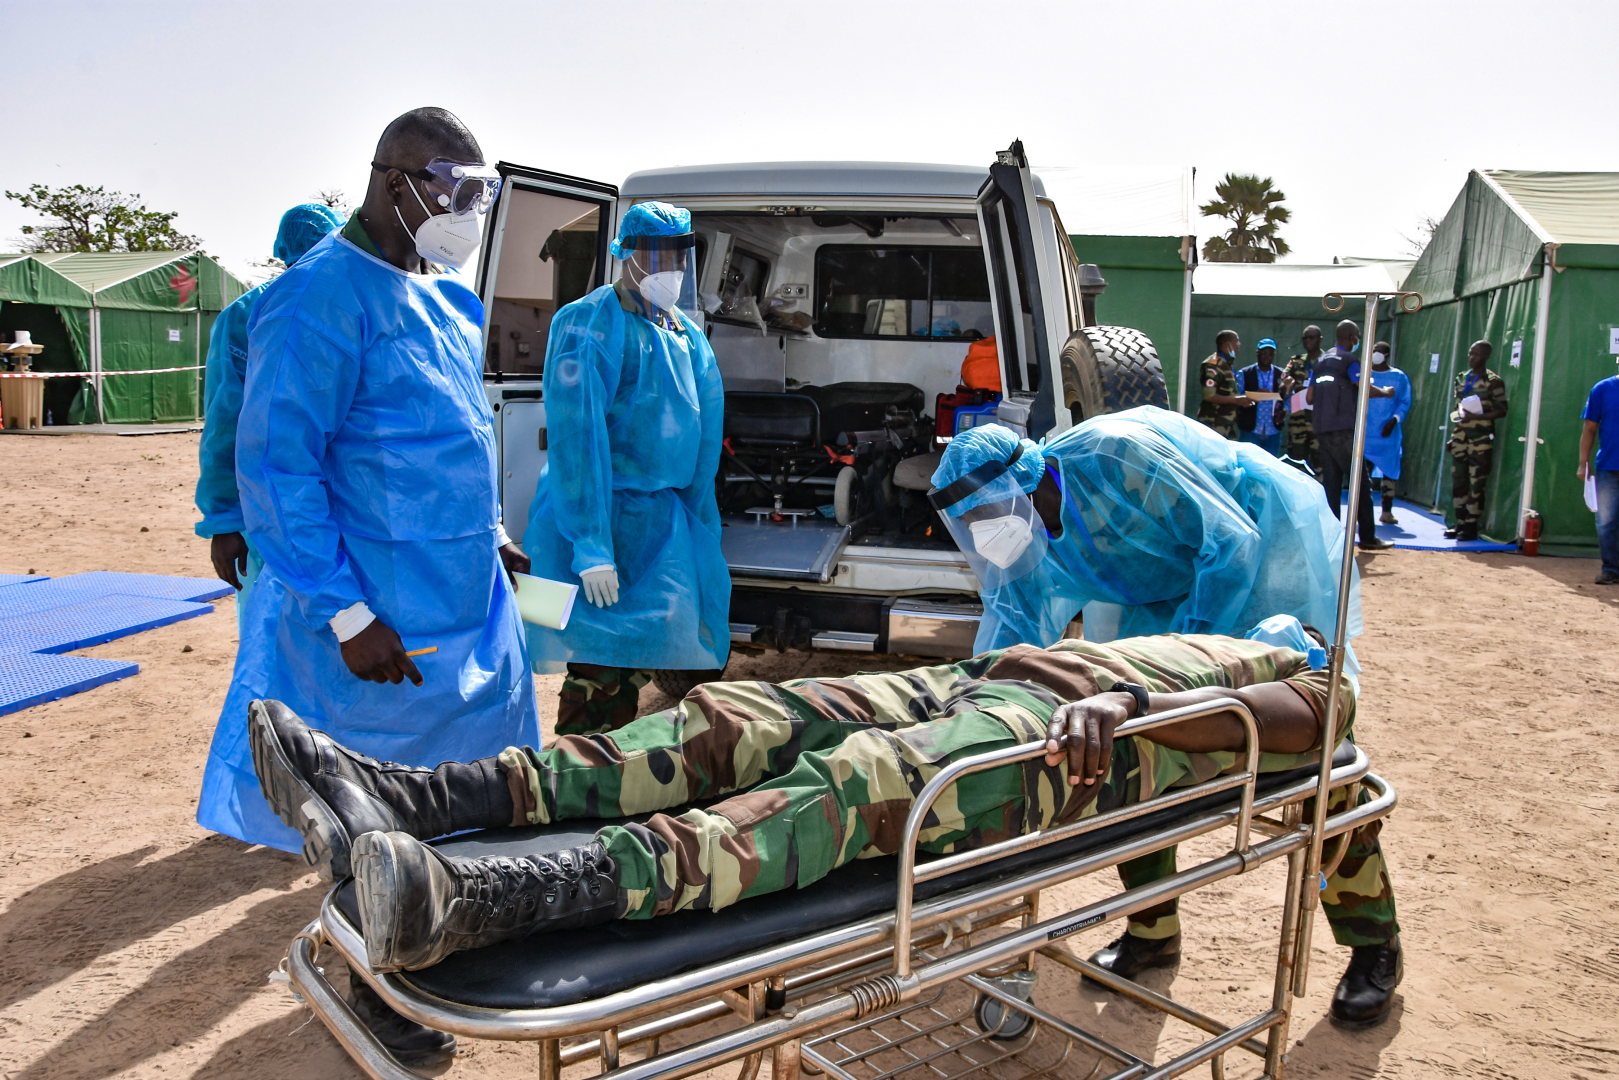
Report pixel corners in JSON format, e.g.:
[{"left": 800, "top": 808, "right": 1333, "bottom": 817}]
[
  {"left": 1060, "top": 325, "right": 1168, "bottom": 426},
  {"left": 833, "top": 466, "right": 859, "bottom": 526},
  {"left": 973, "top": 993, "right": 1034, "bottom": 1040}
]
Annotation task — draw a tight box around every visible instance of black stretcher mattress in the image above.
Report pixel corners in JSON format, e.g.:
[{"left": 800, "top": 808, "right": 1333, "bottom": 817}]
[{"left": 332, "top": 745, "right": 1355, "bottom": 1010}]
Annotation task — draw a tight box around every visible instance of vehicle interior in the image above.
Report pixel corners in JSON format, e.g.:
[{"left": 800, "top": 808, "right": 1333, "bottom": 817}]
[{"left": 692, "top": 211, "right": 999, "bottom": 552}]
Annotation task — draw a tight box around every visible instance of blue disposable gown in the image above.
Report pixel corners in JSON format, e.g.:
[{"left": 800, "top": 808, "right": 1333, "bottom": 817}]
[
  {"left": 1364, "top": 364, "right": 1412, "bottom": 480},
  {"left": 523, "top": 284, "right": 730, "bottom": 672},
  {"left": 975, "top": 406, "right": 1359, "bottom": 653},
  {"left": 194, "top": 283, "right": 269, "bottom": 621},
  {"left": 196, "top": 233, "right": 539, "bottom": 851}
]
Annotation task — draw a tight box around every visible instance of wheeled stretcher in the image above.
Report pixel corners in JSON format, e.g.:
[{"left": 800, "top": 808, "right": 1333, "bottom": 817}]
[{"left": 283, "top": 697, "right": 1396, "bottom": 1080}]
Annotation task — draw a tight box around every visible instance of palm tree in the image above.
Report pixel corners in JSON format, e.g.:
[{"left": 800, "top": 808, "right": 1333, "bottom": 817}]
[{"left": 1200, "top": 174, "right": 1290, "bottom": 263}]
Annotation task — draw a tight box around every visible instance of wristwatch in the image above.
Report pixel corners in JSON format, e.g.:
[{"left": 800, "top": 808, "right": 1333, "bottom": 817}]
[{"left": 1108, "top": 681, "right": 1150, "bottom": 718}]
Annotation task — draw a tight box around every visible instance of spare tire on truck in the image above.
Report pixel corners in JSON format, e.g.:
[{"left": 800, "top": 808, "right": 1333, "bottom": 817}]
[{"left": 1060, "top": 325, "right": 1168, "bottom": 425}]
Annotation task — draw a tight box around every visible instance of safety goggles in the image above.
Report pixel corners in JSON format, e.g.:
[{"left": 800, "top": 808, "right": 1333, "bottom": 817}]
[{"left": 372, "top": 158, "right": 503, "bottom": 215}]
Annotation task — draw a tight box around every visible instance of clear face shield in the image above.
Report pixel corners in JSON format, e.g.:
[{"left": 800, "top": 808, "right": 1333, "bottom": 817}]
[
  {"left": 621, "top": 233, "right": 699, "bottom": 317},
  {"left": 928, "top": 446, "right": 1049, "bottom": 588}
]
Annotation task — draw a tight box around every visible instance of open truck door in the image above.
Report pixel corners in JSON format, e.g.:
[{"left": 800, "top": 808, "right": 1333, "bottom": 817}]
[
  {"left": 975, "top": 141, "right": 1072, "bottom": 440},
  {"left": 476, "top": 164, "right": 618, "bottom": 542}
]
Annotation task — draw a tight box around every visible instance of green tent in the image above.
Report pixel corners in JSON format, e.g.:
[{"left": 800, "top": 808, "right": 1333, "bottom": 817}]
[
  {"left": 0, "top": 250, "right": 249, "bottom": 424},
  {"left": 1187, "top": 261, "right": 1412, "bottom": 418},
  {"left": 1392, "top": 171, "right": 1619, "bottom": 552},
  {"left": 1040, "top": 169, "right": 1195, "bottom": 406}
]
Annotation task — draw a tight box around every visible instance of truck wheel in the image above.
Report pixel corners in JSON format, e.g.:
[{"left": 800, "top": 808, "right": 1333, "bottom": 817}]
[
  {"left": 652, "top": 667, "right": 727, "bottom": 701},
  {"left": 1060, "top": 325, "right": 1168, "bottom": 425}
]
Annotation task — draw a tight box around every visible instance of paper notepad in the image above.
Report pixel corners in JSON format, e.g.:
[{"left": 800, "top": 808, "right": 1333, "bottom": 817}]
[
  {"left": 1587, "top": 475, "right": 1600, "bottom": 513},
  {"left": 513, "top": 572, "right": 579, "bottom": 630},
  {"left": 1289, "top": 389, "right": 1311, "bottom": 414},
  {"left": 1245, "top": 391, "right": 1282, "bottom": 402}
]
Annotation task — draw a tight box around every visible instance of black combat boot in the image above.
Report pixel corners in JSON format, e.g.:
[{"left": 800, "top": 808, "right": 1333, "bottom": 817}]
[
  {"left": 346, "top": 967, "right": 458, "bottom": 1067},
  {"left": 1082, "top": 931, "right": 1182, "bottom": 985},
  {"left": 352, "top": 831, "right": 620, "bottom": 972},
  {"left": 249, "top": 699, "right": 515, "bottom": 880},
  {"left": 1330, "top": 937, "right": 1403, "bottom": 1028}
]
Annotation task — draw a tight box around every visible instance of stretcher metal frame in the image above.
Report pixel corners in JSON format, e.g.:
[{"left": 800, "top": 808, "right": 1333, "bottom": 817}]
[{"left": 283, "top": 694, "right": 1396, "bottom": 1080}]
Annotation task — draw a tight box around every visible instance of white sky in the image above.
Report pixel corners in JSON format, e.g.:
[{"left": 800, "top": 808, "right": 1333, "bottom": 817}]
[{"left": 5, "top": 0, "right": 1615, "bottom": 284}]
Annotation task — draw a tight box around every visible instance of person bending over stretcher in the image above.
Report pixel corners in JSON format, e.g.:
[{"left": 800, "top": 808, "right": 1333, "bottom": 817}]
[{"left": 251, "top": 629, "right": 1403, "bottom": 1029}]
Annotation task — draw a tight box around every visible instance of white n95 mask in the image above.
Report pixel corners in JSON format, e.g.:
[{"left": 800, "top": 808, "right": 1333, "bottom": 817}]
[
  {"left": 638, "top": 271, "right": 686, "bottom": 313},
  {"left": 397, "top": 179, "right": 484, "bottom": 270},
  {"left": 969, "top": 513, "right": 1035, "bottom": 569}
]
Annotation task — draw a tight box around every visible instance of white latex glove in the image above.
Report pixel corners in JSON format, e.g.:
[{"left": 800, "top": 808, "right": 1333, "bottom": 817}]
[{"left": 580, "top": 566, "right": 620, "bottom": 608}]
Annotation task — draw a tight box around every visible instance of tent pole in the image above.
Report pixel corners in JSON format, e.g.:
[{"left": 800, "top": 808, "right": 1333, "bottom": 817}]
[
  {"left": 90, "top": 305, "right": 103, "bottom": 424},
  {"left": 1431, "top": 303, "right": 1465, "bottom": 508},
  {"left": 194, "top": 309, "right": 202, "bottom": 422},
  {"left": 1177, "top": 240, "right": 1193, "bottom": 414},
  {"left": 1517, "top": 247, "right": 1555, "bottom": 538}
]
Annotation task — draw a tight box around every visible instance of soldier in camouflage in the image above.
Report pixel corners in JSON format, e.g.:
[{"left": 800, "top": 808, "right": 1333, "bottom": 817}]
[
  {"left": 1446, "top": 340, "right": 1509, "bottom": 541},
  {"left": 557, "top": 663, "right": 653, "bottom": 736},
  {"left": 1282, "top": 325, "right": 1325, "bottom": 471},
  {"left": 1196, "top": 330, "right": 1251, "bottom": 440},
  {"left": 250, "top": 629, "right": 1404, "bottom": 1028}
]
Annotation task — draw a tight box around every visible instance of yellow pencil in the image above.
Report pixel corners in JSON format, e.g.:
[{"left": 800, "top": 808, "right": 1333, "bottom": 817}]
[{"left": 404, "top": 646, "right": 438, "bottom": 658}]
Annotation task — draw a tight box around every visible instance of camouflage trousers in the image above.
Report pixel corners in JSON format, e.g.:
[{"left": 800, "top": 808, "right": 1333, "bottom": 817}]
[
  {"left": 557, "top": 664, "right": 653, "bottom": 737},
  {"left": 1117, "top": 777, "right": 1399, "bottom": 947},
  {"left": 1286, "top": 414, "right": 1320, "bottom": 470},
  {"left": 500, "top": 659, "right": 1395, "bottom": 940},
  {"left": 1449, "top": 435, "right": 1493, "bottom": 529}
]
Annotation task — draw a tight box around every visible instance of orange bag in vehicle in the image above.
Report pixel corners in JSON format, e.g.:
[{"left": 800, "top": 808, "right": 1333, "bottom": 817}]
[{"left": 960, "top": 336, "right": 1001, "bottom": 392}]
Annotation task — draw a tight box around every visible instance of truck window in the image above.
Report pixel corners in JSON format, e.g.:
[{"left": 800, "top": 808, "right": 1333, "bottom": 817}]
[
  {"left": 813, "top": 246, "right": 991, "bottom": 341},
  {"left": 485, "top": 188, "right": 604, "bottom": 376}
]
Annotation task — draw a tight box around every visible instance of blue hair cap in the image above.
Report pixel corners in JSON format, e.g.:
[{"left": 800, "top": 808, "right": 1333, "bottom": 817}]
[
  {"left": 273, "top": 203, "right": 345, "bottom": 266},
  {"left": 610, "top": 201, "right": 692, "bottom": 260},
  {"left": 931, "top": 424, "right": 1047, "bottom": 513}
]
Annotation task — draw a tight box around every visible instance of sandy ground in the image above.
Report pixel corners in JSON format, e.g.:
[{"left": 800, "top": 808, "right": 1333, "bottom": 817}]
[{"left": 1, "top": 430, "right": 1616, "bottom": 1080}]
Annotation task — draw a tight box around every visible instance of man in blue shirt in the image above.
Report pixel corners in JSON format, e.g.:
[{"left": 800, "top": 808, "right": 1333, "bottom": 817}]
[
  {"left": 1236, "top": 338, "right": 1284, "bottom": 455},
  {"left": 1364, "top": 342, "right": 1412, "bottom": 525},
  {"left": 1578, "top": 362, "right": 1619, "bottom": 584}
]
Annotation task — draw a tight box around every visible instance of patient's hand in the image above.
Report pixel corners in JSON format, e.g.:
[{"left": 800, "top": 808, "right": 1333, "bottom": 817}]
[{"left": 1044, "top": 695, "right": 1134, "bottom": 787}]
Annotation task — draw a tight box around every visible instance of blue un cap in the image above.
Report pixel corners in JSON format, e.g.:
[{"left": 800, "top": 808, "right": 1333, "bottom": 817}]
[{"left": 1256, "top": 338, "right": 1277, "bottom": 352}]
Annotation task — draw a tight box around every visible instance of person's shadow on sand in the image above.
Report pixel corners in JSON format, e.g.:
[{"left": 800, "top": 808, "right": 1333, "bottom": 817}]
[{"left": 0, "top": 835, "right": 307, "bottom": 1014}]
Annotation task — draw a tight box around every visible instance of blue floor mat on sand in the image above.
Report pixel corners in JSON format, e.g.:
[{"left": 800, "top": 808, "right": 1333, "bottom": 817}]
[
  {"left": 1343, "top": 496, "right": 1518, "bottom": 552},
  {"left": 0, "top": 571, "right": 228, "bottom": 716},
  {"left": 0, "top": 653, "right": 140, "bottom": 715}
]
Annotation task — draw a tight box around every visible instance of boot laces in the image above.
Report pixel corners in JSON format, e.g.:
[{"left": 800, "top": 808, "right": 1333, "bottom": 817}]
[{"left": 457, "top": 846, "right": 612, "bottom": 925}]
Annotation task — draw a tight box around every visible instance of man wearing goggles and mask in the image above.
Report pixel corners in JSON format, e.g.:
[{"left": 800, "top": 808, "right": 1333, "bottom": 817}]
[
  {"left": 197, "top": 107, "right": 536, "bottom": 1068},
  {"left": 522, "top": 202, "right": 729, "bottom": 736},
  {"left": 930, "top": 407, "right": 1357, "bottom": 657}
]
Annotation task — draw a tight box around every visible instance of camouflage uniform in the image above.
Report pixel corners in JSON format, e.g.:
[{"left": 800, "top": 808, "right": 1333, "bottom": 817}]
[
  {"left": 558, "top": 664, "right": 654, "bottom": 737},
  {"left": 1448, "top": 368, "right": 1509, "bottom": 531},
  {"left": 1196, "top": 353, "right": 1240, "bottom": 439},
  {"left": 497, "top": 634, "right": 1398, "bottom": 946},
  {"left": 1282, "top": 353, "right": 1320, "bottom": 467}
]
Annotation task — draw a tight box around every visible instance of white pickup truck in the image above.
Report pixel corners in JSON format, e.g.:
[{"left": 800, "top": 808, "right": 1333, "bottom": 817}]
[{"left": 476, "top": 142, "right": 1166, "bottom": 690}]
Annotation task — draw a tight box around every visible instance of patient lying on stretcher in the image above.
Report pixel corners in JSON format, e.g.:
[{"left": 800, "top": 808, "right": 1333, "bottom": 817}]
[{"left": 252, "top": 625, "right": 1403, "bottom": 1028}]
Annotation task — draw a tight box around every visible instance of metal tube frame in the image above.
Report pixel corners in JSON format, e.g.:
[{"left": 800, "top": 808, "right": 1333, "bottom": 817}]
[
  {"left": 894, "top": 696, "right": 1262, "bottom": 981},
  {"left": 287, "top": 753, "right": 1394, "bottom": 1080}
]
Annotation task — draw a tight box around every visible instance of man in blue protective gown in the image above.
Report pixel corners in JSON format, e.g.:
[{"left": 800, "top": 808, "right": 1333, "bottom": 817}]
[
  {"left": 198, "top": 107, "right": 535, "bottom": 1066},
  {"left": 1364, "top": 341, "right": 1412, "bottom": 526},
  {"left": 523, "top": 202, "right": 729, "bottom": 736},
  {"left": 194, "top": 203, "right": 344, "bottom": 625},
  {"left": 930, "top": 406, "right": 1359, "bottom": 655}
]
